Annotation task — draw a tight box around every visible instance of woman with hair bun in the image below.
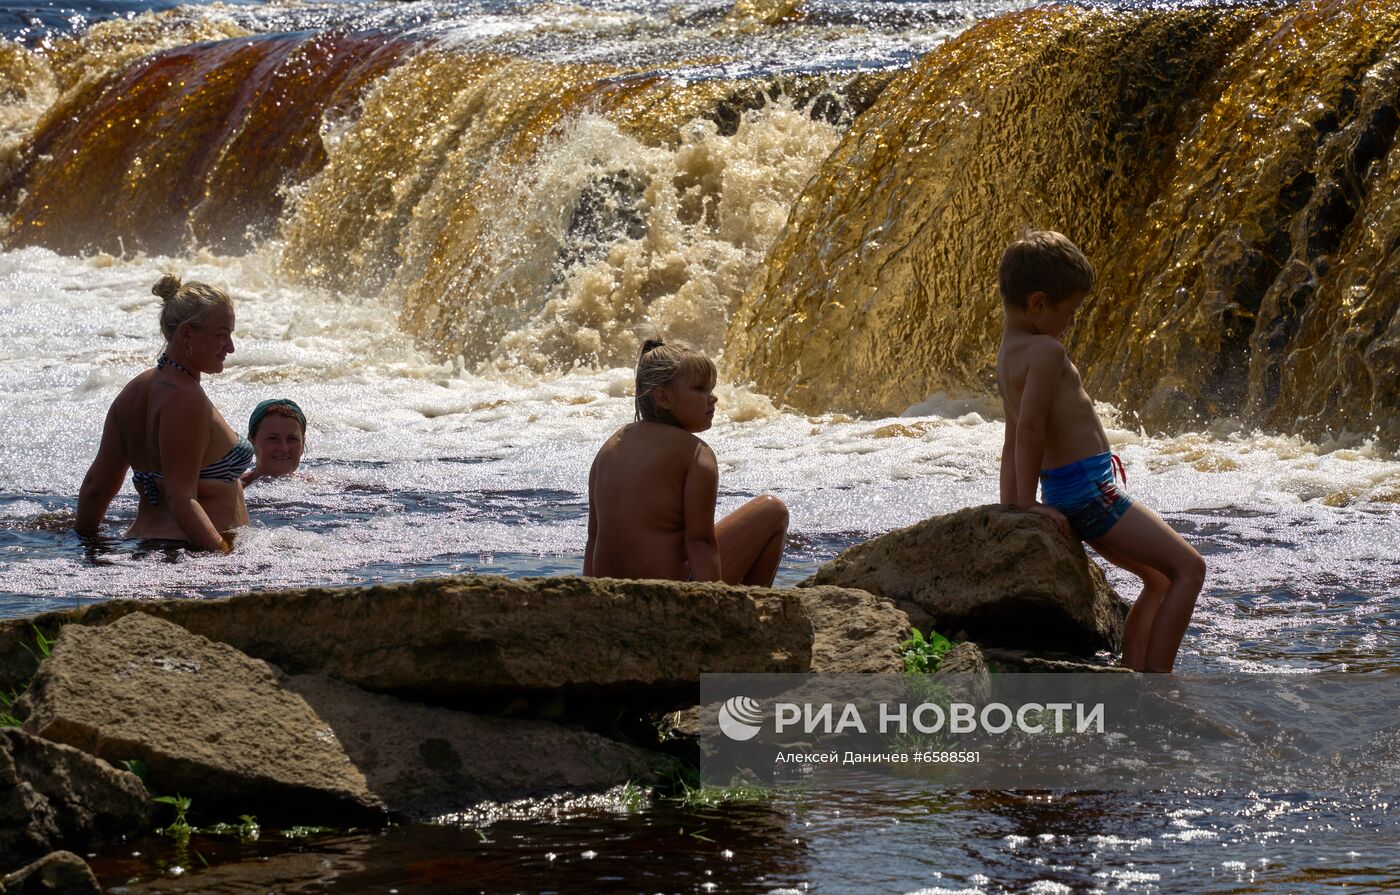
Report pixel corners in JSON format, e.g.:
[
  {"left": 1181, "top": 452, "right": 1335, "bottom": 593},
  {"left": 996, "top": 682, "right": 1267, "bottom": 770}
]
[
  {"left": 585, "top": 338, "right": 789, "bottom": 585},
  {"left": 74, "top": 274, "right": 251, "bottom": 552}
]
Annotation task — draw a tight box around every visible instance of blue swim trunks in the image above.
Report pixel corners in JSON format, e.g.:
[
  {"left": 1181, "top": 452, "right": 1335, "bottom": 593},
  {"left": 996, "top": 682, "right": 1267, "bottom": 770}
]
[{"left": 1039, "top": 451, "right": 1132, "bottom": 541}]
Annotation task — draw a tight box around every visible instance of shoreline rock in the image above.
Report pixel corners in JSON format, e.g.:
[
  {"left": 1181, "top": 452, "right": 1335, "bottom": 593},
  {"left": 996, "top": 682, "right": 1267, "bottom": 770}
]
[
  {"left": 0, "top": 729, "right": 149, "bottom": 868},
  {"left": 19, "top": 613, "right": 387, "bottom": 826},
  {"left": 2, "top": 850, "right": 101, "bottom": 895}
]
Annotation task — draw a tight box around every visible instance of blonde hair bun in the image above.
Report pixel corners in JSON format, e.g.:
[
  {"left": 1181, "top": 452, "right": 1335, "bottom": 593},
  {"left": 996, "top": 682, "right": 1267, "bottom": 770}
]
[{"left": 152, "top": 274, "right": 182, "bottom": 302}]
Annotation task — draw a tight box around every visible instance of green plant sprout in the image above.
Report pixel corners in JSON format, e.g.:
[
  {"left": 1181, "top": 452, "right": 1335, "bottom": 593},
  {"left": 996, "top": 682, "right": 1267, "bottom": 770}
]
[
  {"left": 153, "top": 794, "right": 193, "bottom": 845},
  {"left": 900, "top": 627, "right": 955, "bottom": 674}
]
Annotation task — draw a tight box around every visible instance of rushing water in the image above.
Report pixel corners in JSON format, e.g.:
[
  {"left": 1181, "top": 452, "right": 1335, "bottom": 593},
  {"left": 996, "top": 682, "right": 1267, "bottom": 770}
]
[{"left": 2, "top": 0, "right": 1399, "bottom": 890}]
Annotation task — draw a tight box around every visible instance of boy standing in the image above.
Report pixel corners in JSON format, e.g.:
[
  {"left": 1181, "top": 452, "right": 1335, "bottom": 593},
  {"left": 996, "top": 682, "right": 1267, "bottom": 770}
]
[{"left": 996, "top": 230, "right": 1205, "bottom": 672}]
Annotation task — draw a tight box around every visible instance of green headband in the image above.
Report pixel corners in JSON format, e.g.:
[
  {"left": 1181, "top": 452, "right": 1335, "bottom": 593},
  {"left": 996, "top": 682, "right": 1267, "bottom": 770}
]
[{"left": 248, "top": 398, "right": 306, "bottom": 438}]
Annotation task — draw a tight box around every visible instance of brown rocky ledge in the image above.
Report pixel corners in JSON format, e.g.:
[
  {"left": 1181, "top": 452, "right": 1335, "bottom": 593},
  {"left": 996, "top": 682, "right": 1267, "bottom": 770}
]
[{"left": 0, "top": 506, "right": 1132, "bottom": 859}]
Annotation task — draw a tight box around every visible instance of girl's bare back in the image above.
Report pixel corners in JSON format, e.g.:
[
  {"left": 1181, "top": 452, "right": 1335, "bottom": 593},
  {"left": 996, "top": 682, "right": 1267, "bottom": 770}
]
[{"left": 586, "top": 421, "right": 714, "bottom": 580}]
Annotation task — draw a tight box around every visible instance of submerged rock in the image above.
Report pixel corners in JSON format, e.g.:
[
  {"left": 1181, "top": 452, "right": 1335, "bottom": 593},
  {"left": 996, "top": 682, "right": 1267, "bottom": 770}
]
[
  {"left": 801, "top": 505, "right": 1129, "bottom": 656},
  {"left": 1, "top": 850, "right": 100, "bottom": 895},
  {"left": 0, "top": 729, "right": 149, "bottom": 868},
  {"left": 19, "top": 613, "right": 387, "bottom": 825}
]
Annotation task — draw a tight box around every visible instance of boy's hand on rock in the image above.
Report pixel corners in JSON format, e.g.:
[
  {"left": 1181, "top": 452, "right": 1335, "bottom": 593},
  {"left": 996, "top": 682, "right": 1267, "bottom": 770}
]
[{"left": 1029, "top": 503, "right": 1072, "bottom": 540}]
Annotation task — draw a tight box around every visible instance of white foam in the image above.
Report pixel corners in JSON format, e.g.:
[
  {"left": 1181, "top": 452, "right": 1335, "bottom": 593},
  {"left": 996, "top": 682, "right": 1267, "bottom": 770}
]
[{"left": 3, "top": 248, "right": 1400, "bottom": 646}]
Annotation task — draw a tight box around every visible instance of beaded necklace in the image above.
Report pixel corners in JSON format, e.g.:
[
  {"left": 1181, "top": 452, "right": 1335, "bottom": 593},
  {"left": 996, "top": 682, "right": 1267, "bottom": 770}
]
[{"left": 157, "top": 354, "right": 197, "bottom": 380}]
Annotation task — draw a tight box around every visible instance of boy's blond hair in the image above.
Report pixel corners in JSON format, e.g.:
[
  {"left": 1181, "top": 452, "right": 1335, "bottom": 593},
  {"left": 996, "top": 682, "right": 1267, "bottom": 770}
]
[{"left": 998, "top": 230, "right": 1095, "bottom": 309}]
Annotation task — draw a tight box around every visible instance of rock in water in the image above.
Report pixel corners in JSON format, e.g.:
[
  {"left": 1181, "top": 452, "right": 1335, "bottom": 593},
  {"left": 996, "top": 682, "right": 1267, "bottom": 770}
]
[
  {"left": 1, "top": 851, "right": 100, "bottom": 894},
  {"left": 801, "top": 505, "right": 1128, "bottom": 655},
  {"left": 19, "top": 613, "right": 386, "bottom": 825},
  {"left": 0, "top": 729, "right": 149, "bottom": 868},
  {"left": 283, "top": 674, "right": 673, "bottom": 819}
]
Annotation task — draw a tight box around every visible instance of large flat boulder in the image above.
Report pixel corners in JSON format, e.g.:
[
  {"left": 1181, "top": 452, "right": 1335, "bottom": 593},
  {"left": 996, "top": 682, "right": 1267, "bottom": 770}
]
[
  {"left": 800, "top": 505, "right": 1129, "bottom": 655},
  {"left": 0, "top": 729, "right": 149, "bottom": 869},
  {"left": 284, "top": 674, "right": 673, "bottom": 819},
  {"left": 19, "top": 613, "right": 386, "bottom": 825},
  {"left": 1, "top": 576, "right": 813, "bottom": 701}
]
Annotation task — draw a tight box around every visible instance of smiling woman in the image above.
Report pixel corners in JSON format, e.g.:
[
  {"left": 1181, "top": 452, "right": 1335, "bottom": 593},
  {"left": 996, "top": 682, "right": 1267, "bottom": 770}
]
[
  {"left": 242, "top": 398, "right": 307, "bottom": 486},
  {"left": 73, "top": 274, "right": 251, "bottom": 552}
]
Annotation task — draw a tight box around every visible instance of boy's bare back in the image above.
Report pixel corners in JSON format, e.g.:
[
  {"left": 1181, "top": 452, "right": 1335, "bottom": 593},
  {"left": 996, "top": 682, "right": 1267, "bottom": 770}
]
[{"left": 587, "top": 421, "right": 717, "bottom": 580}]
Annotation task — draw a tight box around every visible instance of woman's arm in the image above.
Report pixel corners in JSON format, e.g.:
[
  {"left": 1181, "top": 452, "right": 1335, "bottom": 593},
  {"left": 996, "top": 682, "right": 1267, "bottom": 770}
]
[
  {"left": 682, "top": 442, "right": 721, "bottom": 582},
  {"left": 583, "top": 457, "right": 598, "bottom": 576},
  {"left": 74, "top": 403, "right": 129, "bottom": 534},
  {"left": 158, "top": 390, "right": 228, "bottom": 552}
]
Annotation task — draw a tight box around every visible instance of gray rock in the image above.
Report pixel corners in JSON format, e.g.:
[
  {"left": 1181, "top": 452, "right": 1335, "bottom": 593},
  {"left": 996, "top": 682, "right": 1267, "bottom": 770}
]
[
  {"left": 0, "top": 729, "right": 148, "bottom": 868},
  {"left": 2, "top": 851, "right": 99, "bottom": 895},
  {"left": 794, "top": 586, "right": 910, "bottom": 673},
  {"left": 283, "top": 674, "right": 675, "bottom": 819},
  {"left": 19, "top": 613, "right": 386, "bottom": 825},
  {"left": 1, "top": 575, "right": 813, "bottom": 701},
  {"left": 936, "top": 641, "right": 989, "bottom": 677},
  {"left": 932, "top": 641, "right": 993, "bottom": 704},
  {"left": 801, "top": 505, "right": 1129, "bottom": 655}
]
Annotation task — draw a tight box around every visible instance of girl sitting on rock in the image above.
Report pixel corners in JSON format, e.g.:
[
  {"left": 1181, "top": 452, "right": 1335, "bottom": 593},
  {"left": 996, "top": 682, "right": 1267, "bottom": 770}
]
[{"left": 585, "top": 339, "right": 788, "bottom": 585}]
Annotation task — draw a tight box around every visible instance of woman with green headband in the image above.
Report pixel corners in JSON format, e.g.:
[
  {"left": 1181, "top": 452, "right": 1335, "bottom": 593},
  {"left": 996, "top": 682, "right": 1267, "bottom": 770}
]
[{"left": 241, "top": 398, "right": 307, "bottom": 486}]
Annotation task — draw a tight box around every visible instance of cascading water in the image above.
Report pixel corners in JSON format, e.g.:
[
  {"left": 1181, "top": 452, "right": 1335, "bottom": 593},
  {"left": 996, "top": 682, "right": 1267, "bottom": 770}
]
[
  {"left": 0, "top": 1, "right": 1397, "bottom": 888},
  {"left": 727, "top": 0, "right": 1400, "bottom": 447}
]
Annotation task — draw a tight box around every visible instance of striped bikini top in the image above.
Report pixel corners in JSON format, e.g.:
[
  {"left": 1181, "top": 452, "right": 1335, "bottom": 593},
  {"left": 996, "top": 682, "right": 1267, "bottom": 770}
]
[{"left": 131, "top": 437, "right": 254, "bottom": 506}]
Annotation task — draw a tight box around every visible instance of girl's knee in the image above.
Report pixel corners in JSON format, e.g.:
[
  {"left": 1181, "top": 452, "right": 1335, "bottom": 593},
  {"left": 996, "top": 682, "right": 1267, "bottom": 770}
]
[{"left": 756, "top": 494, "right": 788, "bottom": 525}]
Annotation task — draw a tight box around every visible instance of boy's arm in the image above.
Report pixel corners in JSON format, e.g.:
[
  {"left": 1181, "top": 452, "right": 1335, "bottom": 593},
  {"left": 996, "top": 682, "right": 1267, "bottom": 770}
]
[
  {"left": 1013, "top": 339, "right": 1064, "bottom": 509},
  {"left": 682, "top": 442, "right": 722, "bottom": 582},
  {"left": 999, "top": 422, "right": 1016, "bottom": 505}
]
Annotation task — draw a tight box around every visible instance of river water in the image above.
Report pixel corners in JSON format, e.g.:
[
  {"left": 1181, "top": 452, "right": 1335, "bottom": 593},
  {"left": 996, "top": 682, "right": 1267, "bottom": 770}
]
[{"left": 1, "top": 0, "right": 1398, "bottom": 890}]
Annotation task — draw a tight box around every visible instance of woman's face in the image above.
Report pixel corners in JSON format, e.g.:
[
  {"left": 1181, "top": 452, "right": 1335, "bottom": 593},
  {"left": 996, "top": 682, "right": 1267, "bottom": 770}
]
[
  {"left": 251, "top": 415, "right": 305, "bottom": 476},
  {"left": 181, "top": 304, "right": 236, "bottom": 374}
]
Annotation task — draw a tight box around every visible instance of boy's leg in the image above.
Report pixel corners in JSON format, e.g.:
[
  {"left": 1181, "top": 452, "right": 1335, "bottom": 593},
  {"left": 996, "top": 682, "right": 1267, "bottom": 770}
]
[
  {"left": 715, "top": 495, "right": 789, "bottom": 587},
  {"left": 1089, "top": 541, "right": 1171, "bottom": 670},
  {"left": 1088, "top": 503, "right": 1205, "bottom": 672}
]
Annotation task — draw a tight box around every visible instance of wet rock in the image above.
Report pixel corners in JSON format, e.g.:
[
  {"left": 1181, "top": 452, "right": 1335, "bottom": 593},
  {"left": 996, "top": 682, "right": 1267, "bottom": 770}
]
[
  {"left": 1, "top": 851, "right": 96, "bottom": 893},
  {"left": 1, "top": 575, "right": 813, "bottom": 701},
  {"left": 19, "top": 613, "right": 386, "bottom": 825},
  {"left": 0, "top": 729, "right": 149, "bottom": 867},
  {"left": 283, "top": 674, "right": 675, "bottom": 819},
  {"left": 1, "top": 850, "right": 99, "bottom": 895},
  {"left": 980, "top": 647, "right": 1132, "bottom": 674},
  {"left": 801, "top": 505, "right": 1130, "bottom": 656},
  {"left": 794, "top": 586, "right": 911, "bottom": 673}
]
